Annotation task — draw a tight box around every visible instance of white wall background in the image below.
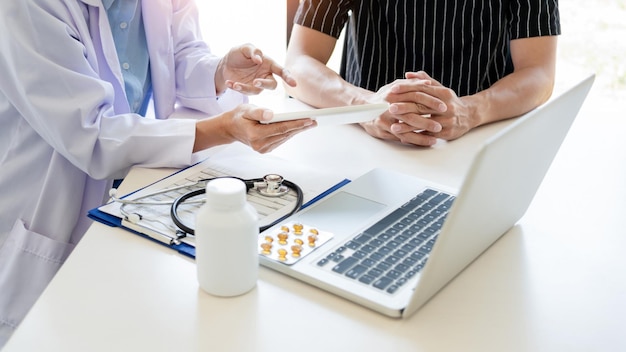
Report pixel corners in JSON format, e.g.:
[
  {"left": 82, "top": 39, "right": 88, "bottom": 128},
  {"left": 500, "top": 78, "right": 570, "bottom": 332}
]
[
  {"left": 195, "top": 0, "right": 343, "bottom": 92},
  {"left": 196, "top": 1, "right": 287, "bottom": 61}
]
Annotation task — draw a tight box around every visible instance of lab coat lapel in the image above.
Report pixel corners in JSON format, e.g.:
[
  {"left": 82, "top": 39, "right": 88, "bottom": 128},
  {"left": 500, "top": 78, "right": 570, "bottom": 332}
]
[
  {"left": 142, "top": 0, "right": 176, "bottom": 119},
  {"left": 82, "top": 0, "right": 131, "bottom": 114}
]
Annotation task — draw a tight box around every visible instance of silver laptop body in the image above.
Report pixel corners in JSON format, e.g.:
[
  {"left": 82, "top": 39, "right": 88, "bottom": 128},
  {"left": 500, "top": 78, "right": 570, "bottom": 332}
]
[{"left": 260, "top": 75, "right": 595, "bottom": 318}]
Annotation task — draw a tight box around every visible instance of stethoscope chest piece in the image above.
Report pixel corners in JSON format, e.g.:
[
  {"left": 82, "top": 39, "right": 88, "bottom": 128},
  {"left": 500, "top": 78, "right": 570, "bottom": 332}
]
[{"left": 256, "top": 174, "right": 290, "bottom": 197}]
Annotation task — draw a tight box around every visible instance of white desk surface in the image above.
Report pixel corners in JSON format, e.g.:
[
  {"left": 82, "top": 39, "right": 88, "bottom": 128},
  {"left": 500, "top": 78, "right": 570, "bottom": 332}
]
[{"left": 4, "top": 77, "right": 626, "bottom": 352}]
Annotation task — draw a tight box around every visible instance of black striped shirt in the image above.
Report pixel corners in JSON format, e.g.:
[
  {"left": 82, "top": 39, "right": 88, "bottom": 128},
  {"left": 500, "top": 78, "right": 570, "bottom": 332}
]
[{"left": 294, "top": 0, "right": 561, "bottom": 96}]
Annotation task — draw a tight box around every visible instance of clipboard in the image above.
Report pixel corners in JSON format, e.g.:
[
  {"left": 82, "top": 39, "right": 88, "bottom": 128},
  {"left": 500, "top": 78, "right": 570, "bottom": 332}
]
[{"left": 88, "top": 143, "right": 349, "bottom": 258}]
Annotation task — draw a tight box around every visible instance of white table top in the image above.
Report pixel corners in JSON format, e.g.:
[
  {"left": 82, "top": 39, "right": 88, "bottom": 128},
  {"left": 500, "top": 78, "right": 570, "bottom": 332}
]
[{"left": 4, "top": 76, "right": 626, "bottom": 352}]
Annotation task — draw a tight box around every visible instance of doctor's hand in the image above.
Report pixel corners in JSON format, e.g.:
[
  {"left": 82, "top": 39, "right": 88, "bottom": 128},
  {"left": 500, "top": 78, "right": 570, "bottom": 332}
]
[
  {"left": 215, "top": 44, "right": 297, "bottom": 96},
  {"left": 386, "top": 71, "right": 476, "bottom": 144},
  {"left": 359, "top": 74, "right": 446, "bottom": 147},
  {"left": 193, "top": 104, "right": 316, "bottom": 154}
]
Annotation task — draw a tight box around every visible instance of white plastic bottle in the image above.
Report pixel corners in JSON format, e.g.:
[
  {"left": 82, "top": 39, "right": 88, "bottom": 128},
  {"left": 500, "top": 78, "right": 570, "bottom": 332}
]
[{"left": 195, "top": 177, "right": 259, "bottom": 297}]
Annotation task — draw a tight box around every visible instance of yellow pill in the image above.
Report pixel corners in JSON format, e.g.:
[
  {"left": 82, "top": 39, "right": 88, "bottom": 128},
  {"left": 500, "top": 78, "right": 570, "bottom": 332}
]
[
  {"left": 277, "top": 232, "right": 289, "bottom": 245},
  {"left": 307, "top": 234, "right": 318, "bottom": 247},
  {"left": 260, "top": 242, "right": 272, "bottom": 255},
  {"left": 277, "top": 248, "right": 288, "bottom": 261},
  {"left": 291, "top": 245, "right": 303, "bottom": 258}
]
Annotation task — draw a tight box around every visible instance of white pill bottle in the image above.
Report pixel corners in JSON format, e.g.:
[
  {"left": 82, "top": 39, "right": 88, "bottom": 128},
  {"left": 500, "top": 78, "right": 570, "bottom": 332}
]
[{"left": 195, "top": 177, "right": 259, "bottom": 296}]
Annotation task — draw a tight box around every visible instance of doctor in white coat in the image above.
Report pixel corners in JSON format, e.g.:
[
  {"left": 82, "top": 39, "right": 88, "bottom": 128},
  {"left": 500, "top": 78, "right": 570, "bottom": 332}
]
[{"left": 0, "top": 0, "right": 314, "bottom": 345}]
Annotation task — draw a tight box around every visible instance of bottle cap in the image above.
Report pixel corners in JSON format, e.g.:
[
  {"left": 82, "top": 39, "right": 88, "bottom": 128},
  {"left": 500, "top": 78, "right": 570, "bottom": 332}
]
[{"left": 205, "top": 177, "right": 246, "bottom": 209}]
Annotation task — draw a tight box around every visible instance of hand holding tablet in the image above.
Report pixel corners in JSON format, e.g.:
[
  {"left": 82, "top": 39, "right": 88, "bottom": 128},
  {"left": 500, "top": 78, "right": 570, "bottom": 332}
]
[{"left": 261, "top": 103, "right": 389, "bottom": 126}]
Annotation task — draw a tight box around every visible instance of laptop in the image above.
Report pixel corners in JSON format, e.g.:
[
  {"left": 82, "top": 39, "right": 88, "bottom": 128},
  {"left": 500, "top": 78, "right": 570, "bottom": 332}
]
[{"left": 259, "top": 74, "right": 595, "bottom": 318}]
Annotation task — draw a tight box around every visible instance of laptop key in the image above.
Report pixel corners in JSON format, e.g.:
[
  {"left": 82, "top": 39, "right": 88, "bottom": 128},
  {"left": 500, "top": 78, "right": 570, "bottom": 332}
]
[
  {"left": 386, "top": 270, "right": 402, "bottom": 279},
  {"left": 377, "top": 232, "right": 392, "bottom": 241},
  {"left": 392, "top": 249, "right": 409, "bottom": 259},
  {"left": 394, "top": 234, "right": 409, "bottom": 243},
  {"left": 367, "top": 268, "right": 384, "bottom": 278},
  {"left": 419, "top": 189, "right": 437, "bottom": 198},
  {"left": 401, "top": 257, "right": 417, "bottom": 266},
  {"left": 354, "top": 233, "right": 372, "bottom": 244},
  {"left": 443, "top": 197, "right": 455, "bottom": 209},
  {"left": 360, "top": 244, "right": 376, "bottom": 253},
  {"left": 368, "top": 252, "right": 384, "bottom": 262},
  {"left": 345, "top": 264, "right": 368, "bottom": 279},
  {"left": 401, "top": 243, "right": 416, "bottom": 252},
  {"left": 386, "top": 285, "right": 400, "bottom": 294},
  {"left": 394, "top": 263, "right": 409, "bottom": 273},
  {"left": 377, "top": 246, "right": 392, "bottom": 255},
  {"left": 368, "top": 238, "right": 384, "bottom": 247},
  {"left": 373, "top": 276, "right": 394, "bottom": 290},
  {"left": 417, "top": 246, "right": 432, "bottom": 255},
  {"left": 317, "top": 258, "right": 329, "bottom": 266},
  {"left": 358, "top": 274, "right": 376, "bottom": 285},
  {"left": 410, "top": 223, "right": 427, "bottom": 233},
  {"left": 410, "top": 251, "right": 426, "bottom": 261},
  {"left": 375, "top": 261, "right": 391, "bottom": 272},
  {"left": 386, "top": 240, "right": 401, "bottom": 248},
  {"left": 412, "top": 206, "right": 429, "bottom": 217},
  {"left": 361, "top": 258, "right": 376, "bottom": 267},
  {"left": 400, "top": 217, "right": 414, "bottom": 225},
  {"left": 385, "top": 228, "right": 400, "bottom": 236},
  {"left": 401, "top": 198, "right": 425, "bottom": 211},
  {"left": 332, "top": 256, "right": 359, "bottom": 274},
  {"left": 353, "top": 251, "right": 367, "bottom": 259},
  {"left": 333, "top": 253, "right": 345, "bottom": 262},
  {"left": 429, "top": 193, "right": 449, "bottom": 205},
  {"left": 392, "top": 222, "right": 407, "bottom": 231},
  {"left": 409, "top": 237, "right": 425, "bottom": 247},
  {"left": 345, "top": 240, "right": 362, "bottom": 250},
  {"left": 383, "top": 255, "right": 401, "bottom": 265}
]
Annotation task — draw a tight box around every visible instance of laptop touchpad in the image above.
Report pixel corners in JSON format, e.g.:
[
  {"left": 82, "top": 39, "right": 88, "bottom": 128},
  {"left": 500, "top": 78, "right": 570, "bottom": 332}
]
[{"left": 297, "top": 191, "right": 386, "bottom": 237}]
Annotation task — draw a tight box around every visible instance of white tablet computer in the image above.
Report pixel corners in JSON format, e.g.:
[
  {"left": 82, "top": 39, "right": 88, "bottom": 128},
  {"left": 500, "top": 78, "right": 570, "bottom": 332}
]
[{"left": 262, "top": 103, "right": 389, "bottom": 126}]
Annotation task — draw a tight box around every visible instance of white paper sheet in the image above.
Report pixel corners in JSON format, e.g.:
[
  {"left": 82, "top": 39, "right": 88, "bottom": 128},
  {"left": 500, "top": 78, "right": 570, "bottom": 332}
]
[{"left": 97, "top": 143, "right": 346, "bottom": 247}]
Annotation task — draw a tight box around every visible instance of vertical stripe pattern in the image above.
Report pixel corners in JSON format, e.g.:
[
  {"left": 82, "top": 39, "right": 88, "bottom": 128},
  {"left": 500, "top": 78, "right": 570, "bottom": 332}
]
[{"left": 295, "top": 0, "right": 561, "bottom": 96}]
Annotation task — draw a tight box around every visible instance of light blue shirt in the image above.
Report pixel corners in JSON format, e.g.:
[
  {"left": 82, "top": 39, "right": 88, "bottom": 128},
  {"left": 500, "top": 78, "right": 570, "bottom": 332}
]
[{"left": 103, "top": 0, "right": 151, "bottom": 115}]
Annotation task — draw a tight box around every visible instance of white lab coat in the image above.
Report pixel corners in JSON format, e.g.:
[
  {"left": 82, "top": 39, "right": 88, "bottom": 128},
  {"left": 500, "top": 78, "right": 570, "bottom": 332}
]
[{"left": 0, "top": 0, "right": 244, "bottom": 343}]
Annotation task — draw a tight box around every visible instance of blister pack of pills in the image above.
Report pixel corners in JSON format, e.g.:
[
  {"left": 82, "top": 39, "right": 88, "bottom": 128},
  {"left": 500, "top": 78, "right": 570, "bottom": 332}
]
[{"left": 259, "top": 222, "right": 333, "bottom": 265}]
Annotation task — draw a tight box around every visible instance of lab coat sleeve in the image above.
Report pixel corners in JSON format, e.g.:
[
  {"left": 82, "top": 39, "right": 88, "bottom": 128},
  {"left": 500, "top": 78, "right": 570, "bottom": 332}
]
[{"left": 0, "top": 1, "right": 197, "bottom": 180}]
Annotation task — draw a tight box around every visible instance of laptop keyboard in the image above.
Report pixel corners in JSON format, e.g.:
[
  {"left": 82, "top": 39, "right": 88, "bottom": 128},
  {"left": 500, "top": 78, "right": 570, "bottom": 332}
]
[{"left": 316, "top": 188, "right": 455, "bottom": 294}]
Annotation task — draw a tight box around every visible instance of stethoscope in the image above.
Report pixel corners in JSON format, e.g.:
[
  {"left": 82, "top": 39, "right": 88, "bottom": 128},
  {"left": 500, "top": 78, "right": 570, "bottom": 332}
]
[{"left": 109, "top": 174, "right": 303, "bottom": 238}]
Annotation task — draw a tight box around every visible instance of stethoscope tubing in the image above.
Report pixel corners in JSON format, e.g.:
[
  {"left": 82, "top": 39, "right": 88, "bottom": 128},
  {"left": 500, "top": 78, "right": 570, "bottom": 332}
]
[
  {"left": 170, "top": 177, "right": 303, "bottom": 235},
  {"left": 112, "top": 175, "right": 303, "bottom": 236}
]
